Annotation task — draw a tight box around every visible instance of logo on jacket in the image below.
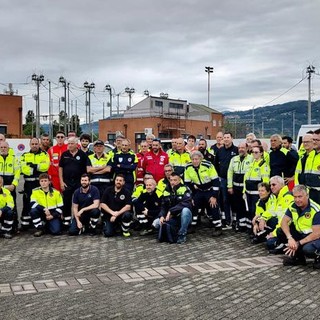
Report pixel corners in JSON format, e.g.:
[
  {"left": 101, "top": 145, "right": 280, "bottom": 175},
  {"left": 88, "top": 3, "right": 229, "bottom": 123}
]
[{"left": 305, "top": 212, "right": 311, "bottom": 219}]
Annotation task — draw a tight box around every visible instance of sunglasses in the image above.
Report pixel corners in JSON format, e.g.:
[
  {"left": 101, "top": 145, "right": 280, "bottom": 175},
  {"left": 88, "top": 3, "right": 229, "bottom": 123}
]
[{"left": 56, "top": 136, "right": 64, "bottom": 139}]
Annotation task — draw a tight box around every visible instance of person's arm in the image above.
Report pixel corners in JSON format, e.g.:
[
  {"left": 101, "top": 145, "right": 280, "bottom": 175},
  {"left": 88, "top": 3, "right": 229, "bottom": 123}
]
[
  {"left": 78, "top": 199, "right": 100, "bottom": 215},
  {"left": 281, "top": 214, "right": 298, "bottom": 252},
  {"left": 72, "top": 203, "right": 82, "bottom": 229},
  {"left": 300, "top": 225, "right": 320, "bottom": 246},
  {"left": 58, "top": 167, "right": 66, "bottom": 191}
]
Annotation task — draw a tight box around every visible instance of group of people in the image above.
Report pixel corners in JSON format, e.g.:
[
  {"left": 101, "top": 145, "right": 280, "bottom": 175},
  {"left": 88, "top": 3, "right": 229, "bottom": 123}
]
[{"left": 1, "top": 129, "right": 320, "bottom": 268}]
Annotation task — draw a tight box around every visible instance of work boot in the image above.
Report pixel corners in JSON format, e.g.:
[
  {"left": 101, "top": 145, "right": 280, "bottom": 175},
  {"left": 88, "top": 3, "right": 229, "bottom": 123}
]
[
  {"left": 1, "top": 233, "right": 12, "bottom": 239},
  {"left": 283, "top": 255, "right": 306, "bottom": 266}
]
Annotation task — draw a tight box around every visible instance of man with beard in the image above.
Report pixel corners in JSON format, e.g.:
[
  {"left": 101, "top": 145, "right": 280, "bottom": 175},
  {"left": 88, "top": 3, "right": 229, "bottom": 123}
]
[
  {"left": 59, "top": 137, "right": 88, "bottom": 228},
  {"left": 69, "top": 174, "right": 100, "bottom": 236},
  {"left": 30, "top": 173, "right": 63, "bottom": 237},
  {"left": 20, "top": 138, "right": 50, "bottom": 229},
  {"left": 80, "top": 133, "right": 93, "bottom": 155},
  {"left": 184, "top": 151, "right": 221, "bottom": 236},
  {"left": 100, "top": 174, "right": 133, "bottom": 237},
  {"left": 198, "top": 139, "right": 214, "bottom": 165},
  {"left": 169, "top": 137, "right": 191, "bottom": 178},
  {"left": 227, "top": 142, "right": 252, "bottom": 231},
  {"left": 143, "top": 138, "right": 169, "bottom": 183}
]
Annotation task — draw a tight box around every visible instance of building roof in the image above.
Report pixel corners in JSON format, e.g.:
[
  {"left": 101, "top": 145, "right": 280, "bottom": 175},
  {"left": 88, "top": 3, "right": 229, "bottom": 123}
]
[{"left": 189, "top": 103, "right": 222, "bottom": 114}]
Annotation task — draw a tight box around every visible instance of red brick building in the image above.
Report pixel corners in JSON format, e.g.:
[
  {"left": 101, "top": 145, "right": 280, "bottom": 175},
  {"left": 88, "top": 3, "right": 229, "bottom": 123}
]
[
  {"left": 0, "top": 94, "right": 23, "bottom": 137},
  {"left": 99, "top": 96, "right": 224, "bottom": 151}
]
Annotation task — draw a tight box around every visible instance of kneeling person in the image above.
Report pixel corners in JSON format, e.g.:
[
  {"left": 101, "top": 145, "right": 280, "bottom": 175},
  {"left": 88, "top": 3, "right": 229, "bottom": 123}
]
[
  {"left": 69, "top": 174, "right": 101, "bottom": 236},
  {"left": 0, "top": 176, "right": 14, "bottom": 239},
  {"left": 30, "top": 173, "right": 63, "bottom": 237},
  {"left": 100, "top": 174, "right": 133, "bottom": 237},
  {"left": 159, "top": 173, "right": 192, "bottom": 244}
]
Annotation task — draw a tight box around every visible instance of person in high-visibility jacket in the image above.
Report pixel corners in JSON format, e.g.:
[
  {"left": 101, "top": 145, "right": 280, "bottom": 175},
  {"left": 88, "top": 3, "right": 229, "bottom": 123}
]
[
  {"left": 169, "top": 138, "right": 191, "bottom": 178},
  {"left": 184, "top": 151, "right": 221, "bottom": 236},
  {"left": 227, "top": 142, "right": 252, "bottom": 231},
  {"left": 20, "top": 138, "right": 50, "bottom": 229},
  {"left": 0, "top": 176, "right": 14, "bottom": 239},
  {"left": 302, "top": 128, "right": 320, "bottom": 204},
  {"left": 279, "top": 184, "right": 320, "bottom": 267},
  {"left": 264, "top": 175, "right": 294, "bottom": 253},
  {"left": 243, "top": 145, "right": 270, "bottom": 230},
  {"left": 0, "top": 141, "right": 20, "bottom": 232},
  {"left": 29, "top": 173, "right": 63, "bottom": 237}
]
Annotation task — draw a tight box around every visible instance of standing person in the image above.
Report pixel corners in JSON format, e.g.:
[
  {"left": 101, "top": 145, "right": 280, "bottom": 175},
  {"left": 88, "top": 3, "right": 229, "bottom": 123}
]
[
  {"left": 302, "top": 128, "right": 320, "bottom": 204},
  {"left": 48, "top": 131, "right": 68, "bottom": 192},
  {"left": 185, "top": 135, "right": 197, "bottom": 154},
  {"left": 112, "top": 133, "right": 125, "bottom": 154},
  {"left": 214, "top": 132, "right": 238, "bottom": 228},
  {"left": 100, "top": 174, "right": 133, "bottom": 237},
  {"left": 184, "top": 151, "right": 221, "bottom": 236},
  {"left": 210, "top": 131, "right": 224, "bottom": 155},
  {"left": 59, "top": 137, "right": 88, "bottom": 228},
  {"left": 159, "top": 173, "right": 192, "bottom": 244},
  {"left": 29, "top": 173, "right": 63, "bottom": 237},
  {"left": 87, "top": 140, "right": 112, "bottom": 198},
  {"left": 80, "top": 133, "right": 93, "bottom": 155},
  {"left": 269, "top": 134, "right": 298, "bottom": 180},
  {"left": 243, "top": 145, "right": 270, "bottom": 231},
  {"left": 20, "top": 138, "right": 50, "bottom": 230},
  {"left": 69, "top": 174, "right": 101, "bottom": 236},
  {"left": 0, "top": 176, "right": 14, "bottom": 239},
  {"left": 166, "top": 138, "right": 178, "bottom": 157},
  {"left": 110, "top": 139, "right": 138, "bottom": 191},
  {"left": 227, "top": 142, "right": 252, "bottom": 231},
  {"left": 169, "top": 137, "right": 191, "bottom": 178},
  {"left": 146, "top": 133, "right": 156, "bottom": 149},
  {"left": 280, "top": 185, "right": 320, "bottom": 268},
  {"left": 0, "top": 134, "right": 14, "bottom": 156},
  {"left": 294, "top": 134, "right": 314, "bottom": 185},
  {"left": 143, "top": 138, "right": 169, "bottom": 183},
  {"left": 135, "top": 140, "right": 149, "bottom": 186},
  {"left": 198, "top": 139, "right": 215, "bottom": 165},
  {"left": 40, "top": 133, "right": 51, "bottom": 152},
  {"left": 0, "top": 141, "right": 20, "bottom": 231},
  {"left": 246, "top": 133, "right": 256, "bottom": 154}
]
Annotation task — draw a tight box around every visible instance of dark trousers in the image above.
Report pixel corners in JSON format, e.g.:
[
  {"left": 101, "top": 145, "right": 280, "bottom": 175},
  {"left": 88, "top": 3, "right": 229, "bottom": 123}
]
[
  {"left": 62, "top": 183, "right": 79, "bottom": 227},
  {"left": 230, "top": 187, "right": 247, "bottom": 228},
  {"left": 0, "top": 206, "right": 13, "bottom": 233},
  {"left": 69, "top": 208, "right": 101, "bottom": 235},
  {"left": 21, "top": 180, "right": 39, "bottom": 228},
  {"left": 30, "top": 207, "right": 62, "bottom": 235},
  {"left": 102, "top": 211, "right": 133, "bottom": 237}
]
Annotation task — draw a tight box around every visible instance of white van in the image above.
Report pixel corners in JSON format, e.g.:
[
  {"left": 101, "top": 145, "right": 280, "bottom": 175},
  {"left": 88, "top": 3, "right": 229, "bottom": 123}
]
[{"left": 296, "top": 124, "right": 320, "bottom": 149}]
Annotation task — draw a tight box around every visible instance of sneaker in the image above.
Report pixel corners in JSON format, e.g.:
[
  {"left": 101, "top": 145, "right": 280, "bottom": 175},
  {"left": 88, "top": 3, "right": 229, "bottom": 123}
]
[
  {"left": 212, "top": 227, "right": 222, "bottom": 237},
  {"left": 1, "top": 233, "right": 12, "bottom": 239},
  {"left": 122, "top": 231, "right": 131, "bottom": 237},
  {"left": 139, "top": 229, "right": 154, "bottom": 236},
  {"left": 33, "top": 230, "right": 44, "bottom": 237},
  {"left": 177, "top": 234, "right": 187, "bottom": 244},
  {"left": 283, "top": 256, "right": 306, "bottom": 266}
]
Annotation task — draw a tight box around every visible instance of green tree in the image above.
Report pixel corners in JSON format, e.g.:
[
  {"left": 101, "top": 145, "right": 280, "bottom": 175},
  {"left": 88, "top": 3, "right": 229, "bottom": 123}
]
[{"left": 23, "top": 110, "right": 45, "bottom": 137}]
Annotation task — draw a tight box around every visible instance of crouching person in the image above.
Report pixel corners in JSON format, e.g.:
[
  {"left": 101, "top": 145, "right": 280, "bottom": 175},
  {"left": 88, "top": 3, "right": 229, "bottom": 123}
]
[
  {"left": 69, "top": 174, "right": 101, "bottom": 236},
  {"left": 0, "top": 176, "right": 14, "bottom": 239},
  {"left": 100, "top": 174, "right": 133, "bottom": 237},
  {"left": 134, "top": 178, "right": 162, "bottom": 236},
  {"left": 280, "top": 185, "right": 320, "bottom": 268},
  {"left": 158, "top": 173, "right": 192, "bottom": 244},
  {"left": 30, "top": 173, "right": 63, "bottom": 237}
]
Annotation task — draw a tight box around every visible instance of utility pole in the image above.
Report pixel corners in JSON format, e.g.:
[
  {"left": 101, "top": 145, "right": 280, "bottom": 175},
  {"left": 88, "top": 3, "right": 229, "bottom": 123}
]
[
  {"left": 31, "top": 73, "right": 44, "bottom": 138},
  {"left": 292, "top": 110, "right": 296, "bottom": 139},
  {"left": 205, "top": 66, "right": 214, "bottom": 108},
  {"left": 252, "top": 106, "right": 255, "bottom": 134},
  {"left": 59, "top": 76, "right": 67, "bottom": 134},
  {"left": 48, "top": 80, "right": 52, "bottom": 140},
  {"left": 105, "top": 84, "right": 113, "bottom": 118},
  {"left": 307, "top": 65, "right": 315, "bottom": 124},
  {"left": 84, "top": 82, "right": 95, "bottom": 135}
]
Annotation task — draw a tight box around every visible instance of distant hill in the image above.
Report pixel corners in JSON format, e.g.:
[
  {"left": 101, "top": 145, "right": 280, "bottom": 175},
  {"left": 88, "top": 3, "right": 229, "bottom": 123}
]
[{"left": 223, "top": 100, "right": 320, "bottom": 138}]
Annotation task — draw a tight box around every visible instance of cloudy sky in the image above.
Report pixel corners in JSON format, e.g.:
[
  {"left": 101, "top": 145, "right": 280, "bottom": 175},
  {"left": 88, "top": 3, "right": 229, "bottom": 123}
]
[{"left": 1, "top": 0, "right": 319, "bottom": 123}]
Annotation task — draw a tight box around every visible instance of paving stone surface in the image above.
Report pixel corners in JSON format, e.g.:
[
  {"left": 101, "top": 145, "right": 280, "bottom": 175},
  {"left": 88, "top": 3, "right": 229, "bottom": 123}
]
[{"left": 1, "top": 227, "right": 320, "bottom": 319}]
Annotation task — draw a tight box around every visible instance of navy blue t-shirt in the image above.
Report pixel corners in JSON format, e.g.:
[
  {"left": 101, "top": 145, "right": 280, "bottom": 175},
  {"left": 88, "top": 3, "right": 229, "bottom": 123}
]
[{"left": 73, "top": 185, "right": 100, "bottom": 210}]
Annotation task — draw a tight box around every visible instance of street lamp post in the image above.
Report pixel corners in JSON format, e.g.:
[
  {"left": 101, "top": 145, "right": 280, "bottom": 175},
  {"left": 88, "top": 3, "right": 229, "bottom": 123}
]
[
  {"left": 32, "top": 73, "right": 44, "bottom": 138},
  {"left": 59, "top": 76, "right": 68, "bottom": 134},
  {"left": 125, "top": 87, "right": 135, "bottom": 109},
  {"left": 307, "top": 65, "right": 315, "bottom": 124},
  {"left": 105, "top": 84, "right": 112, "bottom": 118},
  {"left": 205, "top": 66, "right": 214, "bottom": 108},
  {"left": 84, "top": 81, "right": 95, "bottom": 135}
]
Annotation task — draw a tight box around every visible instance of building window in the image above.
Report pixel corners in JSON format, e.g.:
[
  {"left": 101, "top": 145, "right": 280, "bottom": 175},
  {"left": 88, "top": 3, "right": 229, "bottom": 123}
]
[
  {"left": 107, "top": 133, "right": 116, "bottom": 145},
  {"left": 218, "top": 120, "right": 222, "bottom": 127},
  {"left": 135, "top": 133, "right": 146, "bottom": 144},
  {"left": 0, "top": 125, "right": 7, "bottom": 134},
  {"left": 169, "top": 102, "right": 183, "bottom": 109},
  {"left": 155, "top": 100, "right": 163, "bottom": 107},
  {"left": 212, "top": 120, "right": 216, "bottom": 127}
]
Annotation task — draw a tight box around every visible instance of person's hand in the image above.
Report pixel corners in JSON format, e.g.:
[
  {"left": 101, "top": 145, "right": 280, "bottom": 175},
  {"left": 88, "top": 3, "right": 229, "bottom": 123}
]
[
  {"left": 110, "top": 216, "right": 116, "bottom": 223},
  {"left": 76, "top": 220, "right": 83, "bottom": 229},
  {"left": 209, "top": 197, "right": 217, "bottom": 208},
  {"left": 284, "top": 246, "right": 297, "bottom": 257},
  {"left": 228, "top": 188, "right": 234, "bottom": 195},
  {"left": 160, "top": 217, "right": 165, "bottom": 225},
  {"left": 165, "top": 211, "right": 171, "bottom": 222}
]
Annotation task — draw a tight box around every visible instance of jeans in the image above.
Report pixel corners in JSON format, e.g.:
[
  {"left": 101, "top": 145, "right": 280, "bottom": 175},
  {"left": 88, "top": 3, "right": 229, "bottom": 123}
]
[{"left": 167, "top": 208, "right": 192, "bottom": 236}]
